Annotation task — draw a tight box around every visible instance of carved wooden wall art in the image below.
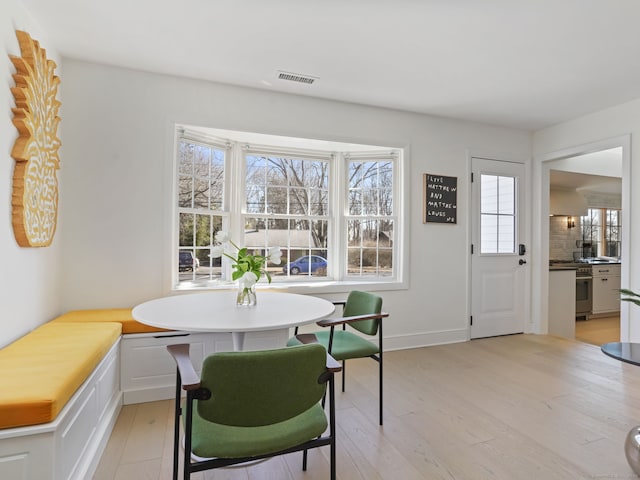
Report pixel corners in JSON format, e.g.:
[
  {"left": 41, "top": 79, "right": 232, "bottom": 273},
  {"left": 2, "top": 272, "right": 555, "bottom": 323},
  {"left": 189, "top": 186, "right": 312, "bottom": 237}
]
[{"left": 10, "top": 30, "right": 61, "bottom": 247}]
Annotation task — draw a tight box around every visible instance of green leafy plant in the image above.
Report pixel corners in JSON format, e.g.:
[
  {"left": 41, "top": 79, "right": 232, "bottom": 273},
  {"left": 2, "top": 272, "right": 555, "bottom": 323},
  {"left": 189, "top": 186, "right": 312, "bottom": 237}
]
[
  {"left": 210, "top": 231, "right": 281, "bottom": 286},
  {"left": 620, "top": 289, "right": 640, "bottom": 307}
]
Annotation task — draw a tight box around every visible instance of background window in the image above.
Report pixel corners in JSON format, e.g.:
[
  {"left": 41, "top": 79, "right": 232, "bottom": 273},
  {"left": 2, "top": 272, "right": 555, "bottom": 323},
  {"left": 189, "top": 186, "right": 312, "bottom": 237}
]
[
  {"left": 604, "top": 209, "right": 621, "bottom": 257},
  {"left": 580, "top": 208, "right": 620, "bottom": 258}
]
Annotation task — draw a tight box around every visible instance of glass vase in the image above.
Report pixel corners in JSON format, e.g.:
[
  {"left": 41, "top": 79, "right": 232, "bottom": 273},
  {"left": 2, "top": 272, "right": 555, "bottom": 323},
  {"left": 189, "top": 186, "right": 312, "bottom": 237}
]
[{"left": 236, "top": 284, "right": 257, "bottom": 307}]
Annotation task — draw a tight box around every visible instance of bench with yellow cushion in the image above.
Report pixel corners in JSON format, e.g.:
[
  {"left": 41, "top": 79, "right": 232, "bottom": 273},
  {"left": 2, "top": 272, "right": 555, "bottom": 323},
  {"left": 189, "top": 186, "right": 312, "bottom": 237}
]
[
  {"left": 0, "top": 321, "right": 121, "bottom": 429},
  {"left": 51, "top": 308, "right": 170, "bottom": 334}
]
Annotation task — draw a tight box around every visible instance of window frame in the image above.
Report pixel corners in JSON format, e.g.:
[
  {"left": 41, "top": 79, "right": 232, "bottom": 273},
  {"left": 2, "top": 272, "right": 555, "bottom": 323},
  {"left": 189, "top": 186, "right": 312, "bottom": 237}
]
[
  {"left": 172, "top": 127, "right": 407, "bottom": 293},
  {"left": 478, "top": 173, "right": 518, "bottom": 255},
  {"left": 603, "top": 208, "right": 621, "bottom": 257},
  {"left": 342, "top": 152, "right": 398, "bottom": 279},
  {"left": 580, "top": 207, "right": 621, "bottom": 258},
  {"left": 240, "top": 145, "right": 333, "bottom": 281},
  {"left": 175, "top": 133, "right": 230, "bottom": 286}
]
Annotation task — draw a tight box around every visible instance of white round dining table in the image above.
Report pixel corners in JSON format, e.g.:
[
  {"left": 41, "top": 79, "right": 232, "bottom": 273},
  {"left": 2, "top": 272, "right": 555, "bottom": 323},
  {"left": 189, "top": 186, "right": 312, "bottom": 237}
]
[{"left": 132, "top": 290, "right": 335, "bottom": 351}]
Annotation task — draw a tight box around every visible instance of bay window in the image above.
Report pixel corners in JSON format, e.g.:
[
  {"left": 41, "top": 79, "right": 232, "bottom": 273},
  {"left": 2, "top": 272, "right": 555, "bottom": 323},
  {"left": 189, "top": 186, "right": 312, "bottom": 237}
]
[{"left": 174, "top": 127, "right": 403, "bottom": 290}]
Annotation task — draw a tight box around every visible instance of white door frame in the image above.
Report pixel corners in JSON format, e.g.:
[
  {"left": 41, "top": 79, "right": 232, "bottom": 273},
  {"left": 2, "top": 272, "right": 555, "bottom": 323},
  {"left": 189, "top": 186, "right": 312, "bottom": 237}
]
[{"left": 531, "top": 135, "right": 631, "bottom": 338}]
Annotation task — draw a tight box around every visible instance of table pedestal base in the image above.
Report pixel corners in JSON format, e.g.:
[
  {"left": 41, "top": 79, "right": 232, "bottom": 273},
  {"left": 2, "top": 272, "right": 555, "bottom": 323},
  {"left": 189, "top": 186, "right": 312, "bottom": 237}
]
[
  {"left": 232, "top": 332, "right": 245, "bottom": 351},
  {"left": 229, "top": 329, "right": 290, "bottom": 352}
]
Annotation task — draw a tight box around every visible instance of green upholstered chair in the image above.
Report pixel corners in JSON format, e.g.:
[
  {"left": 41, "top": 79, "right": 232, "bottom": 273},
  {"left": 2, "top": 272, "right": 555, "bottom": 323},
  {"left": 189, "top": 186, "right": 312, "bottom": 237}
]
[
  {"left": 288, "top": 290, "right": 389, "bottom": 425},
  {"left": 167, "top": 343, "right": 341, "bottom": 480}
]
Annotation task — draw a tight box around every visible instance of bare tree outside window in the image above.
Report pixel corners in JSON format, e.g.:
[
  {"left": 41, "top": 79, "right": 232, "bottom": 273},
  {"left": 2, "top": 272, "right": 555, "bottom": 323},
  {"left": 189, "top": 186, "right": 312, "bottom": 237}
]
[
  {"left": 347, "top": 159, "right": 394, "bottom": 276},
  {"left": 580, "top": 208, "right": 622, "bottom": 257},
  {"left": 605, "top": 209, "right": 621, "bottom": 257},
  {"left": 580, "top": 209, "right": 601, "bottom": 258},
  {"left": 582, "top": 208, "right": 621, "bottom": 258},
  {"left": 177, "top": 140, "right": 225, "bottom": 285},
  {"left": 245, "top": 154, "right": 329, "bottom": 277}
]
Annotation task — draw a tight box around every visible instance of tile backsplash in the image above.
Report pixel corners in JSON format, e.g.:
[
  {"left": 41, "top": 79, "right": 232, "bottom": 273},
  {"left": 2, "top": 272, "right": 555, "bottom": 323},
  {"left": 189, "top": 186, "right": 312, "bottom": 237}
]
[{"left": 549, "top": 216, "right": 582, "bottom": 260}]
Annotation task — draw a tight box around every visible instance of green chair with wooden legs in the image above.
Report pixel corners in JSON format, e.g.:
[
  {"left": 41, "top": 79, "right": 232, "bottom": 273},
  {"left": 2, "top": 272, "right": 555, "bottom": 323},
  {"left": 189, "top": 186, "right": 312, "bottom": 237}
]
[
  {"left": 288, "top": 290, "right": 389, "bottom": 425},
  {"left": 167, "top": 343, "right": 341, "bottom": 480}
]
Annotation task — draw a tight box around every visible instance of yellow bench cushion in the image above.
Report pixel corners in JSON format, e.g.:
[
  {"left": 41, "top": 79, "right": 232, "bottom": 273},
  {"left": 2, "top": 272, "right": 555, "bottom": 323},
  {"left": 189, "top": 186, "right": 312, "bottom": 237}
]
[
  {"left": 0, "top": 322, "right": 122, "bottom": 429},
  {"left": 52, "top": 308, "right": 170, "bottom": 334}
]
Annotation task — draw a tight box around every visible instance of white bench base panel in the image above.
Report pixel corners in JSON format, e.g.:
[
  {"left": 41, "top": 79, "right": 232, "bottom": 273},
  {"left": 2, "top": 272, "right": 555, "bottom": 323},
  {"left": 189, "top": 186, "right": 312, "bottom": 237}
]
[
  {"left": 121, "top": 329, "right": 290, "bottom": 404},
  {"left": 0, "top": 339, "right": 122, "bottom": 480}
]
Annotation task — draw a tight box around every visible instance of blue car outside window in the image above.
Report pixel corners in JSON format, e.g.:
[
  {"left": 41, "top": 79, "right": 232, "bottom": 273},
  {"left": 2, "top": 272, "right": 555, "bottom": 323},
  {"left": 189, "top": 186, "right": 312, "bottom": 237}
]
[{"left": 285, "top": 255, "right": 327, "bottom": 274}]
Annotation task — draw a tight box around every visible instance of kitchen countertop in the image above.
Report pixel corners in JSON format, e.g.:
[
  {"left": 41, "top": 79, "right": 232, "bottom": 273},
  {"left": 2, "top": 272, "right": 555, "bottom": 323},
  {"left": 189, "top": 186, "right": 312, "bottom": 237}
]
[
  {"left": 583, "top": 260, "right": 621, "bottom": 265},
  {"left": 549, "top": 258, "right": 621, "bottom": 271}
]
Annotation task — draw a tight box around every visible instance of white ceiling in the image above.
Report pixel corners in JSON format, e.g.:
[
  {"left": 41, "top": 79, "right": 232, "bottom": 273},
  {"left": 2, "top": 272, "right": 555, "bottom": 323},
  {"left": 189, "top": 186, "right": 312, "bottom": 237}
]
[
  {"left": 550, "top": 148, "right": 622, "bottom": 194},
  {"left": 550, "top": 170, "right": 622, "bottom": 194},
  {"left": 20, "top": 0, "right": 640, "bottom": 131}
]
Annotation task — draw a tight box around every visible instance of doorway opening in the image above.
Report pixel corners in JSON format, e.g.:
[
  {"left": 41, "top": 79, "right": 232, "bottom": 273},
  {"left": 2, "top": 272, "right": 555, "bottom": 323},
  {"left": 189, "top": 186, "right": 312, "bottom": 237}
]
[
  {"left": 575, "top": 315, "right": 620, "bottom": 346},
  {"left": 536, "top": 135, "right": 630, "bottom": 342}
]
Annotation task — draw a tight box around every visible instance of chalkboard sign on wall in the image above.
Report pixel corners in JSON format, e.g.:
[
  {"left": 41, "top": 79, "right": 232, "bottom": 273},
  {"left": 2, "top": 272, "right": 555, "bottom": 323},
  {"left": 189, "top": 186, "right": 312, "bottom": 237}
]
[{"left": 423, "top": 174, "right": 457, "bottom": 224}]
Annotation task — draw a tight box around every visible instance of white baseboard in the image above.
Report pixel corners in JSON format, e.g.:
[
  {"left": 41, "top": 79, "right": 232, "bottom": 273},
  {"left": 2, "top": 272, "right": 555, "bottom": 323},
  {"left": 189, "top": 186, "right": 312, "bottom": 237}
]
[{"left": 384, "top": 328, "right": 469, "bottom": 351}]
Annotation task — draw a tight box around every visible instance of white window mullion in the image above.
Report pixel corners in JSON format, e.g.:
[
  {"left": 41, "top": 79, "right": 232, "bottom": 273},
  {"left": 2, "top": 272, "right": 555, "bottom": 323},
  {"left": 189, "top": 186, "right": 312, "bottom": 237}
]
[
  {"left": 229, "top": 143, "right": 243, "bottom": 241},
  {"left": 331, "top": 153, "right": 344, "bottom": 280}
]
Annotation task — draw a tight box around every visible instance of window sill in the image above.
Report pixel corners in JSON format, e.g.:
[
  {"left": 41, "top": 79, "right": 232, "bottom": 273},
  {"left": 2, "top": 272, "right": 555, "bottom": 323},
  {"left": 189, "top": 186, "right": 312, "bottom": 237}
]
[{"left": 173, "top": 278, "right": 407, "bottom": 295}]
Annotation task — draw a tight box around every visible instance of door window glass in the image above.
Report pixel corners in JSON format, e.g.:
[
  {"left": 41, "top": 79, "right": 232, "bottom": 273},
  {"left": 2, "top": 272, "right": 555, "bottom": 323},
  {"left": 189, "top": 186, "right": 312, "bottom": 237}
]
[{"left": 480, "top": 174, "right": 516, "bottom": 254}]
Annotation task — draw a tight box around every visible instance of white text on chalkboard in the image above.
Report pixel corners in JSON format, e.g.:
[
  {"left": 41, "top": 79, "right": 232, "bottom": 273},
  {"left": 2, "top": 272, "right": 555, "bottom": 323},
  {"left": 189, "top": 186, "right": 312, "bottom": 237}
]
[{"left": 423, "top": 174, "right": 457, "bottom": 224}]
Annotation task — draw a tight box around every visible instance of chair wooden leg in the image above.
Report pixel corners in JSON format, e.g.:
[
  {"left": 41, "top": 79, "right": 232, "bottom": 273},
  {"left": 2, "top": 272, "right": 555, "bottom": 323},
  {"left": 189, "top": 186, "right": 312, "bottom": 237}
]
[
  {"left": 341, "top": 360, "right": 346, "bottom": 392},
  {"left": 302, "top": 449, "right": 308, "bottom": 471}
]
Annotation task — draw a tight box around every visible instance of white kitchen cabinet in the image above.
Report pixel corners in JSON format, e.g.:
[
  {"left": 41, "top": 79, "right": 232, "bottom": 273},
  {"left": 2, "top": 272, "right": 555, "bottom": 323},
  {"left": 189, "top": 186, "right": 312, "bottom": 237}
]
[{"left": 592, "top": 264, "right": 621, "bottom": 315}]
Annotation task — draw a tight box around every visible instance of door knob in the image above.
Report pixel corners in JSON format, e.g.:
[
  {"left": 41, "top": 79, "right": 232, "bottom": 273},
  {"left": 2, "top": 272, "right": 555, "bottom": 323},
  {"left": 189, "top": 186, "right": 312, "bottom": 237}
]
[{"left": 519, "top": 259, "right": 527, "bottom": 265}]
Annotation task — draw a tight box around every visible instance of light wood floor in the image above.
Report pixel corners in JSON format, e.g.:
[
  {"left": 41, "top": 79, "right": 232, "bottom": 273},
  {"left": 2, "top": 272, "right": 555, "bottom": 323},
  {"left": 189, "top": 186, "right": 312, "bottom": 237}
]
[
  {"left": 94, "top": 334, "right": 640, "bottom": 479},
  {"left": 575, "top": 315, "right": 620, "bottom": 346}
]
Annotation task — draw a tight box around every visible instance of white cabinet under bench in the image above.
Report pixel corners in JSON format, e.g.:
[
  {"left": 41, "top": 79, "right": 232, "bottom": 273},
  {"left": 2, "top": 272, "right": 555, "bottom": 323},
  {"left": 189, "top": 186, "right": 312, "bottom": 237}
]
[
  {"left": 120, "top": 329, "right": 290, "bottom": 404},
  {"left": 0, "top": 337, "right": 121, "bottom": 480}
]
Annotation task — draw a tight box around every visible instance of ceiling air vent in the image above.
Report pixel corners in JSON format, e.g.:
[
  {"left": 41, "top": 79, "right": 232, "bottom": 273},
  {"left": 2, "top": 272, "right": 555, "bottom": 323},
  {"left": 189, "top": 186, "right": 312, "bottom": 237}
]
[{"left": 277, "top": 71, "right": 317, "bottom": 85}]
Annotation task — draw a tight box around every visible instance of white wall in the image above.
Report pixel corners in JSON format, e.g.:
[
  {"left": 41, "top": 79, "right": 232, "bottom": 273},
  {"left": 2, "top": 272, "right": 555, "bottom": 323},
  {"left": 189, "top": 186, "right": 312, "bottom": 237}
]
[
  {"left": 0, "top": 1, "right": 63, "bottom": 348},
  {"left": 533, "top": 101, "right": 640, "bottom": 340},
  {"left": 59, "top": 60, "right": 531, "bottom": 350}
]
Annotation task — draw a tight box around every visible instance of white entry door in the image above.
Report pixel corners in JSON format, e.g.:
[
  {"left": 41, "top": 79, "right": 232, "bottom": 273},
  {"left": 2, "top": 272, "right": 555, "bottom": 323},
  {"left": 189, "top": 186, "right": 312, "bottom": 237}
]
[{"left": 471, "top": 157, "right": 527, "bottom": 339}]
